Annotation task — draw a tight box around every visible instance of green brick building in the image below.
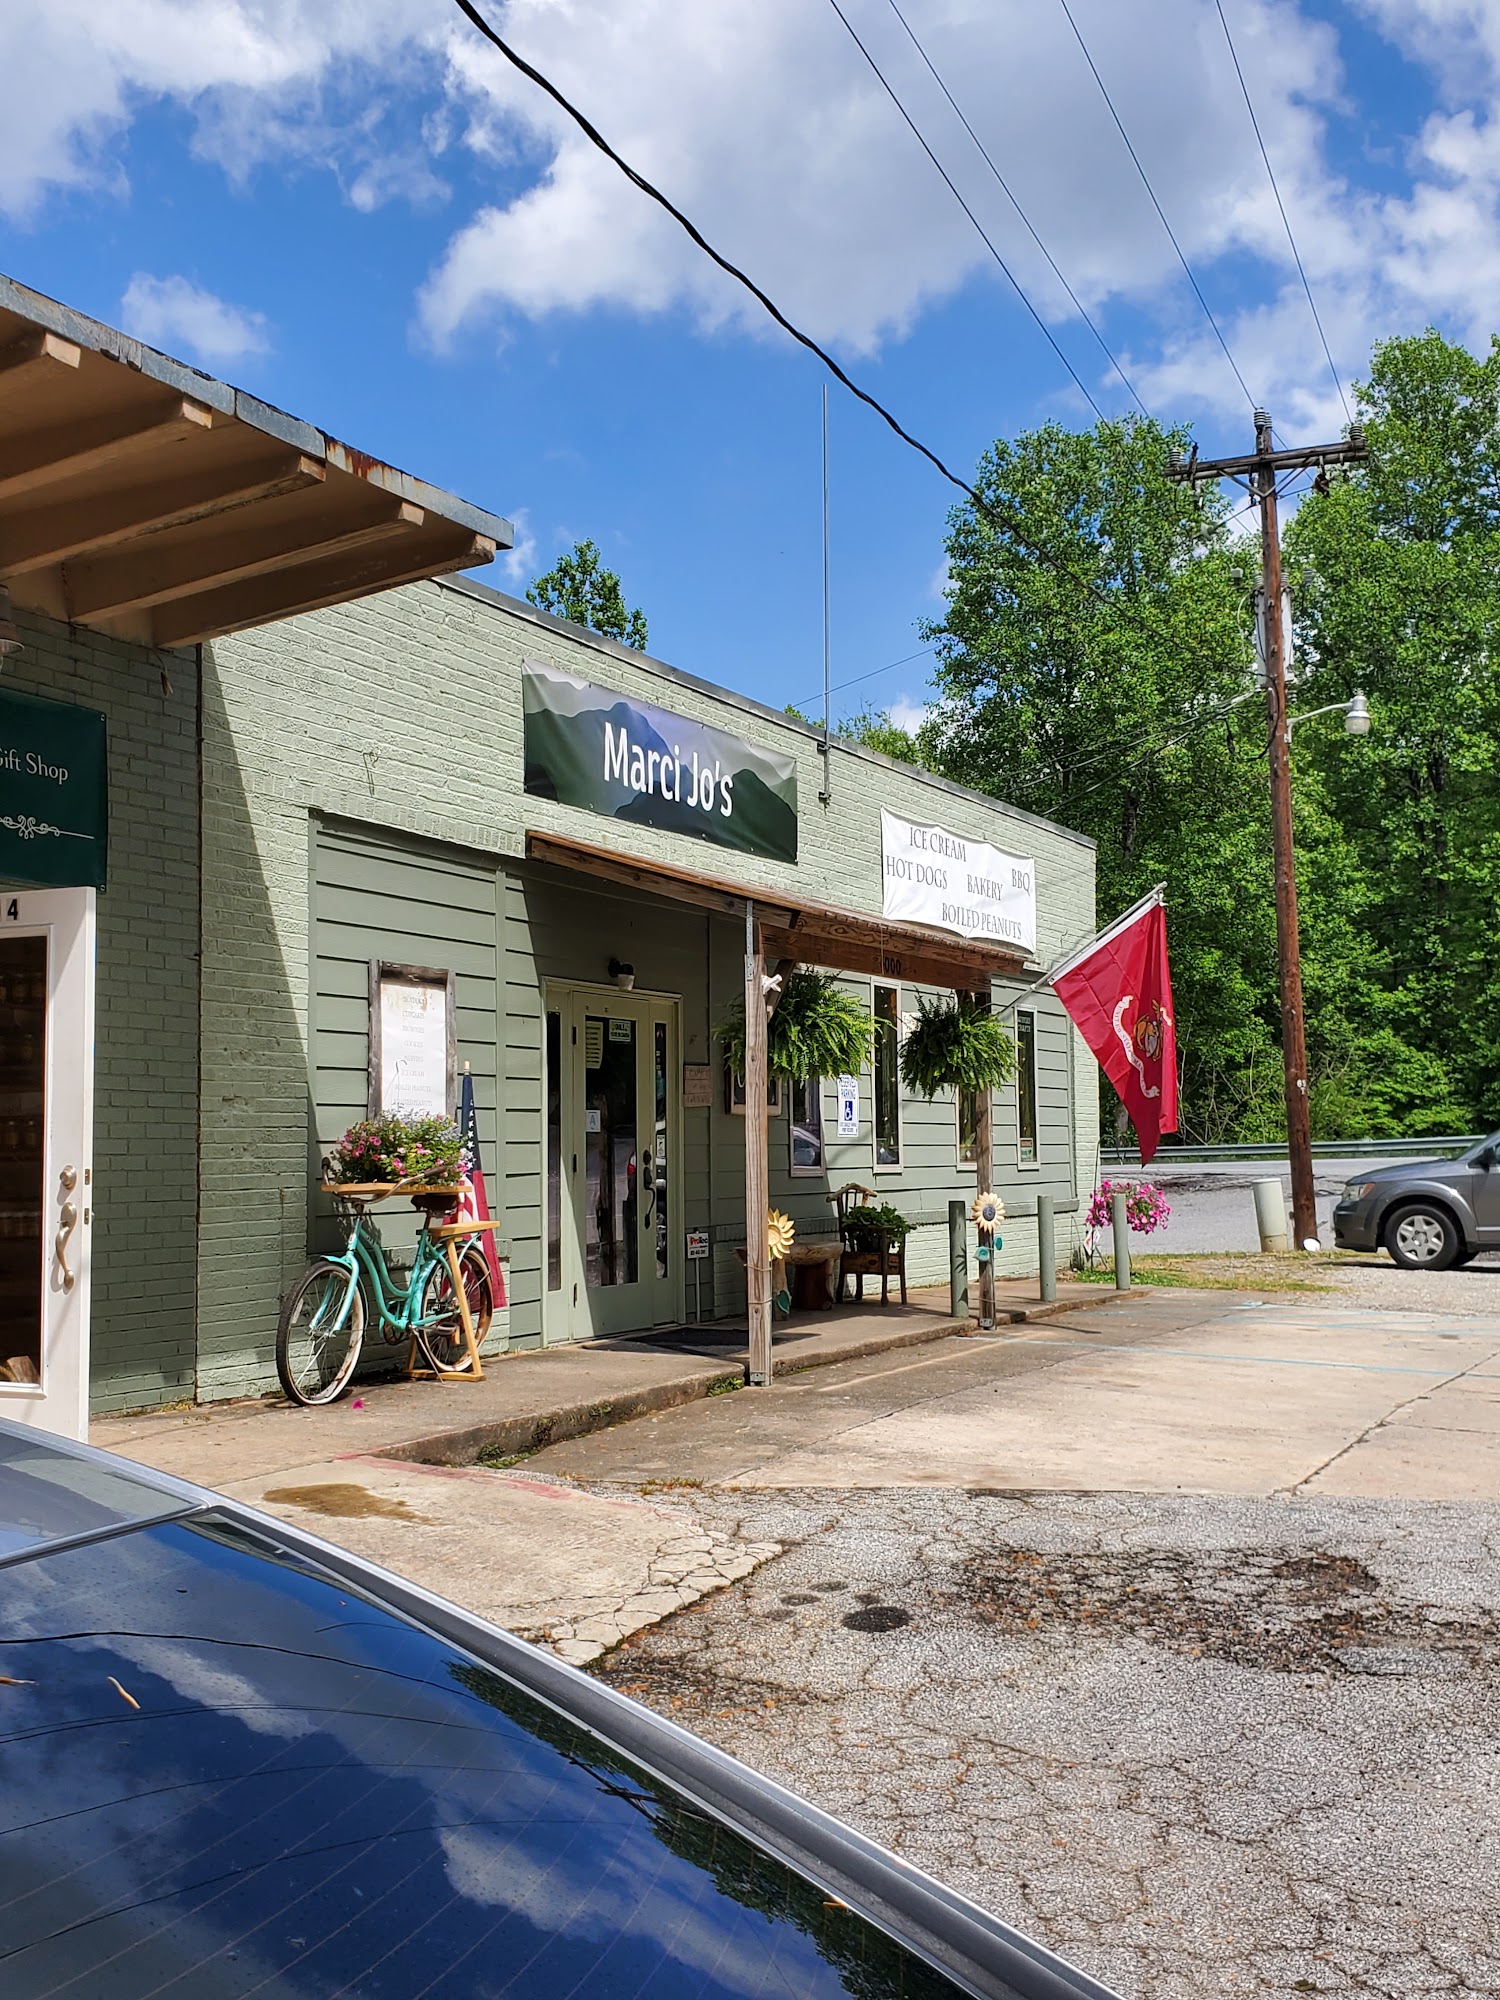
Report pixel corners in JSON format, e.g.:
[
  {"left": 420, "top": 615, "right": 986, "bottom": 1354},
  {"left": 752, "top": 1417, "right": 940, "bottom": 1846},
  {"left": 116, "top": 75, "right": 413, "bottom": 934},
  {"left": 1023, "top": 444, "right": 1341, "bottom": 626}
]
[{"left": 0, "top": 277, "right": 1099, "bottom": 1428}]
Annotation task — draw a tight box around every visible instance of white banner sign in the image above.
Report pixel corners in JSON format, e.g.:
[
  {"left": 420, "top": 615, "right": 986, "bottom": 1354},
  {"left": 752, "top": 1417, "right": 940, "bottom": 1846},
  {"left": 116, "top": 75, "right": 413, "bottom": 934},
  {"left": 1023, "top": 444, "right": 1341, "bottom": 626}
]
[
  {"left": 880, "top": 809, "right": 1036, "bottom": 953},
  {"left": 378, "top": 979, "right": 450, "bottom": 1119}
]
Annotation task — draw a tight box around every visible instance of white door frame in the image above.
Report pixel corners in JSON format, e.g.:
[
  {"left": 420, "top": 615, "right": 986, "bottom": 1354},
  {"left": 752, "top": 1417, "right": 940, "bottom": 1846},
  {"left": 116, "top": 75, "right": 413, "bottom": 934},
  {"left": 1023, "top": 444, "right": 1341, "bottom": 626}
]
[{"left": 0, "top": 885, "right": 95, "bottom": 1439}]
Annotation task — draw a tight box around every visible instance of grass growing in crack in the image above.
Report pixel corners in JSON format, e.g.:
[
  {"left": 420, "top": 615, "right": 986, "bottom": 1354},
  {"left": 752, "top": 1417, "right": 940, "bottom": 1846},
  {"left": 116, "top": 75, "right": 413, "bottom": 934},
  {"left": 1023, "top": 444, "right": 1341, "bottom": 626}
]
[
  {"left": 478, "top": 1444, "right": 537, "bottom": 1469},
  {"left": 707, "top": 1375, "right": 743, "bottom": 1396},
  {"left": 637, "top": 1477, "right": 706, "bottom": 1495}
]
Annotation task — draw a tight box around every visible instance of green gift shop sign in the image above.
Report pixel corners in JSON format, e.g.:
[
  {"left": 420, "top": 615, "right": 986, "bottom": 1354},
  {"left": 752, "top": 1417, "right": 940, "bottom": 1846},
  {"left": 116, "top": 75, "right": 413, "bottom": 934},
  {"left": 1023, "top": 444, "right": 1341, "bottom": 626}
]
[{"left": 0, "top": 686, "right": 108, "bottom": 891}]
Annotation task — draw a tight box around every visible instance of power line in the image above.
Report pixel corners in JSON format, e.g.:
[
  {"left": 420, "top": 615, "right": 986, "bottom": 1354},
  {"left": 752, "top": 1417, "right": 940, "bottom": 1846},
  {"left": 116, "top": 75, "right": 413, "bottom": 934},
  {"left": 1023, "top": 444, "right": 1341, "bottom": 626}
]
[
  {"left": 793, "top": 642, "right": 938, "bottom": 712},
  {"left": 1055, "top": 0, "right": 1259, "bottom": 411},
  {"left": 878, "top": 0, "right": 1150, "bottom": 419},
  {"left": 823, "top": 0, "right": 1107, "bottom": 421},
  {"left": 446, "top": 0, "right": 1229, "bottom": 673},
  {"left": 1212, "top": 0, "right": 1352, "bottom": 424}
]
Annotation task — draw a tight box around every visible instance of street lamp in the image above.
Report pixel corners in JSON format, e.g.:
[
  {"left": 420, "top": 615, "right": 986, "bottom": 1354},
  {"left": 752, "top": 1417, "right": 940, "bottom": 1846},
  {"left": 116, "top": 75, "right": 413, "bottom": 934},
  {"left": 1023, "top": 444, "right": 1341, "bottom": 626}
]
[{"left": 1286, "top": 689, "right": 1372, "bottom": 741}]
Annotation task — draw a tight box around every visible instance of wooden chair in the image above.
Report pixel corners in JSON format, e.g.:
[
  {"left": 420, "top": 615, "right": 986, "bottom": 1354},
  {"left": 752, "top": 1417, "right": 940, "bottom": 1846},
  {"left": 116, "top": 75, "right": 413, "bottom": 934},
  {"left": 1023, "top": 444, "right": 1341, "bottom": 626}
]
[{"left": 827, "top": 1182, "right": 908, "bottom": 1306}]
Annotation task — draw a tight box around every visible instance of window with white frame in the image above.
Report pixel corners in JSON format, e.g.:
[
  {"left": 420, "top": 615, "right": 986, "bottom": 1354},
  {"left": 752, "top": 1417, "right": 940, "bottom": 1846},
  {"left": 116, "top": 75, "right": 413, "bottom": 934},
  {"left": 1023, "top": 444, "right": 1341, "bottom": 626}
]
[
  {"left": 957, "top": 1088, "right": 981, "bottom": 1167},
  {"left": 789, "top": 1075, "right": 823, "bottom": 1173},
  {"left": 872, "top": 984, "right": 901, "bottom": 1168},
  {"left": 1016, "top": 1008, "right": 1039, "bottom": 1166}
]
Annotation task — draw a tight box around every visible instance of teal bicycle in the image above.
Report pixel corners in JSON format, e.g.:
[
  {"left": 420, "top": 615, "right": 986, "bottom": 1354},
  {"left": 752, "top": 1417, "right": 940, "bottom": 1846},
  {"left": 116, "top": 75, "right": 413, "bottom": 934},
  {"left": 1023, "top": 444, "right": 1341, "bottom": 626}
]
[{"left": 276, "top": 1181, "right": 495, "bottom": 1406}]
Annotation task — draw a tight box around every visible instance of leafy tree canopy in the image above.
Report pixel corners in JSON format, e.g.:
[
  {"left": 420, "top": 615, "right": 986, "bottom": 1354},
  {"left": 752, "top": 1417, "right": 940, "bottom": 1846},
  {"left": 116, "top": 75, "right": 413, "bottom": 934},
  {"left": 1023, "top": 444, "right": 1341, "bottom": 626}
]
[
  {"left": 918, "top": 368, "right": 1500, "bottom": 1143},
  {"left": 527, "top": 538, "right": 649, "bottom": 650}
]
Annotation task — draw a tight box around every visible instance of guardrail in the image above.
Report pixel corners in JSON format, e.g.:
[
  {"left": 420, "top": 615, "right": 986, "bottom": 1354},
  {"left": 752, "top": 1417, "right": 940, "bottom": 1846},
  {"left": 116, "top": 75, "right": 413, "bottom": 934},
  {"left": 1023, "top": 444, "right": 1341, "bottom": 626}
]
[{"left": 1105, "top": 1136, "right": 1482, "bottom": 1167}]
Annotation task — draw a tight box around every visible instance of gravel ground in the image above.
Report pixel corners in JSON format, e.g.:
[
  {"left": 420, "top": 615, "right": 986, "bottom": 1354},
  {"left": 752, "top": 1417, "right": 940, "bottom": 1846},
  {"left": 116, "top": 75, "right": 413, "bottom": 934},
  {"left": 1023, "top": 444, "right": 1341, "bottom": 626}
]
[
  {"left": 594, "top": 1487, "right": 1500, "bottom": 2000},
  {"left": 1322, "top": 1255, "right": 1500, "bottom": 1317}
]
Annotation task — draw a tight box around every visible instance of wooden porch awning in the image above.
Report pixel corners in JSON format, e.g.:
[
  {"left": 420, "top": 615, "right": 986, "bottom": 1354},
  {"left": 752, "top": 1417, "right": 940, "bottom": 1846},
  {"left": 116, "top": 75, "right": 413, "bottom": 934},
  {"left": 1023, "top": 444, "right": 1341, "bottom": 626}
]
[
  {"left": 0, "top": 274, "right": 512, "bottom": 649},
  {"left": 525, "top": 831, "right": 1031, "bottom": 988}
]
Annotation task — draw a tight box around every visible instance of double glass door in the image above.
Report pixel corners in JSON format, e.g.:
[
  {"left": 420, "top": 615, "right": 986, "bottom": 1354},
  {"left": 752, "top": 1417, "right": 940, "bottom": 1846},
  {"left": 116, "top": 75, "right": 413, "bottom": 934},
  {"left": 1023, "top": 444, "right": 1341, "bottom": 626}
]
[
  {"left": 546, "top": 986, "right": 680, "bottom": 1340},
  {"left": 0, "top": 887, "right": 95, "bottom": 1438}
]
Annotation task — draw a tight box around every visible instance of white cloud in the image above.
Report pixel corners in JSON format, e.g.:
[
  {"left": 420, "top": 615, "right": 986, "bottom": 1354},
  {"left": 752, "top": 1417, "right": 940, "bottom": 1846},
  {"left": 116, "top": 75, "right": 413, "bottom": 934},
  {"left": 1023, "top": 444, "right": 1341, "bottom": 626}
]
[
  {"left": 887, "top": 695, "right": 934, "bottom": 734},
  {"left": 497, "top": 504, "right": 537, "bottom": 583},
  {"left": 8, "top": 1, "right": 1500, "bottom": 427},
  {"left": 120, "top": 273, "right": 270, "bottom": 364}
]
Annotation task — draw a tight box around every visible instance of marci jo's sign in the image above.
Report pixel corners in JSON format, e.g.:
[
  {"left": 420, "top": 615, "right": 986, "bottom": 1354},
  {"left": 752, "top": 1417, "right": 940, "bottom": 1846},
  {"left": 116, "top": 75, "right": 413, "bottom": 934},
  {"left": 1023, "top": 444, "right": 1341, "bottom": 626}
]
[
  {"left": 522, "top": 662, "right": 798, "bottom": 864},
  {"left": 880, "top": 809, "right": 1035, "bottom": 953}
]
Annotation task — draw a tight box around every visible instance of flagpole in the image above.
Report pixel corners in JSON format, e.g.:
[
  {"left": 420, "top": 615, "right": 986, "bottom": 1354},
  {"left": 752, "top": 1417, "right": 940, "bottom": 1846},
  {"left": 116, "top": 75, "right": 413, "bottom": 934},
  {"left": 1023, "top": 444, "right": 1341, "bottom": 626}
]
[{"left": 997, "top": 883, "right": 1166, "bottom": 1012}]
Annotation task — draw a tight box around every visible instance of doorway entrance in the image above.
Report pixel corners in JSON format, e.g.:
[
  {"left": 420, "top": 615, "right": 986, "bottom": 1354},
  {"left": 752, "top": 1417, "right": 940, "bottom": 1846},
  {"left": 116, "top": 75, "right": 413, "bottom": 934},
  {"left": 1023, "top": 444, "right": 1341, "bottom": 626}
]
[
  {"left": 545, "top": 984, "right": 681, "bottom": 1341},
  {"left": 0, "top": 886, "right": 95, "bottom": 1438}
]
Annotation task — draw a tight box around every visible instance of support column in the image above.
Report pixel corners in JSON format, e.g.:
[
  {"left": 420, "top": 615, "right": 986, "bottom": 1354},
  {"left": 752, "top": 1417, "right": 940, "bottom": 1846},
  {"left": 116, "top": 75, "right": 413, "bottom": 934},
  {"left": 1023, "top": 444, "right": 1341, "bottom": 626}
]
[
  {"left": 972, "top": 987, "right": 996, "bottom": 1331},
  {"left": 744, "top": 901, "right": 772, "bottom": 1385}
]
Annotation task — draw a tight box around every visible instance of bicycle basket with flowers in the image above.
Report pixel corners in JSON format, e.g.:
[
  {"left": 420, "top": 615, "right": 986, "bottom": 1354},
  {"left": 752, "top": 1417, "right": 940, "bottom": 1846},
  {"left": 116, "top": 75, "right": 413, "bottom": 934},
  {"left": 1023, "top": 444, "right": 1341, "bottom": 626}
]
[{"left": 327, "top": 1114, "right": 466, "bottom": 1190}]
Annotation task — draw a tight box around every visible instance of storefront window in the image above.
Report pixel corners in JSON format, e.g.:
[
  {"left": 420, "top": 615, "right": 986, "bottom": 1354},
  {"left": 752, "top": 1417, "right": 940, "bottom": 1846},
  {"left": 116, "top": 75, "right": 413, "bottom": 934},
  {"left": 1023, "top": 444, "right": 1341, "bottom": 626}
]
[
  {"left": 789, "top": 1077, "right": 823, "bottom": 1173},
  {"left": 957, "top": 1088, "right": 980, "bottom": 1166},
  {"left": 653, "top": 1021, "right": 669, "bottom": 1281},
  {"left": 873, "top": 985, "right": 901, "bottom": 1169},
  {"left": 545, "top": 1010, "right": 561, "bottom": 1291},
  {"left": 0, "top": 936, "right": 46, "bottom": 1384},
  {"left": 1017, "top": 1009, "right": 1038, "bottom": 1166},
  {"left": 585, "top": 1015, "right": 639, "bottom": 1289}
]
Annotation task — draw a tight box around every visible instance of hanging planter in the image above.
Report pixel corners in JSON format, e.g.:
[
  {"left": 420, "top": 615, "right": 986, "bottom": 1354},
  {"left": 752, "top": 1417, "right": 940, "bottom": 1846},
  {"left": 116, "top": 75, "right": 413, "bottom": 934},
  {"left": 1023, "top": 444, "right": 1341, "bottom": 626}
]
[
  {"left": 899, "top": 994, "right": 1016, "bottom": 1099},
  {"left": 717, "top": 969, "right": 874, "bottom": 1083}
]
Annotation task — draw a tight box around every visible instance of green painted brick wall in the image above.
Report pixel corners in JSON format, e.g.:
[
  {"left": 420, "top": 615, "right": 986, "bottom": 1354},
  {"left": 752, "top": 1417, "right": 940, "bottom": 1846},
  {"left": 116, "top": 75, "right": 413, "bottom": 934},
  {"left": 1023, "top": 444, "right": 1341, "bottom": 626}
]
[
  {"left": 4, "top": 610, "right": 199, "bottom": 1414},
  {"left": 201, "top": 576, "right": 1099, "bottom": 1396}
]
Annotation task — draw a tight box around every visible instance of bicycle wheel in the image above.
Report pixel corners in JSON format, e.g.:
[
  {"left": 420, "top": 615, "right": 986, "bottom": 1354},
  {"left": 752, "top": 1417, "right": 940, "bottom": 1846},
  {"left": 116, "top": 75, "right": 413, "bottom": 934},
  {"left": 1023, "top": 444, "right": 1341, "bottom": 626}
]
[
  {"left": 417, "top": 1245, "right": 494, "bottom": 1373},
  {"left": 277, "top": 1259, "right": 365, "bottom": 1405}
]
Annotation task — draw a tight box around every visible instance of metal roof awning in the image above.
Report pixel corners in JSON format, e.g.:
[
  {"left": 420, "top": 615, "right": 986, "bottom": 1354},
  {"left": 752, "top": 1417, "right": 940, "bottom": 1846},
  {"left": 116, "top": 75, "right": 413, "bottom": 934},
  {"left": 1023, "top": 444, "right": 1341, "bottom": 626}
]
[
  {"left": 525, "top": 832, "right": 1031, "bottom": 989},
  {"left": 0, "top": 275, "right": 512, "bottom": 650}
]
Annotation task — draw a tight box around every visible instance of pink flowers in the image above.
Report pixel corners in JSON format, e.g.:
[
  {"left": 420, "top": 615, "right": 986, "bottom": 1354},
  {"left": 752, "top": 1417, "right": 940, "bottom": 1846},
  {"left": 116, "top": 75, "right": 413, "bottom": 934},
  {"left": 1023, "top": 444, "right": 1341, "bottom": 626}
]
[{"left": 1086, "top": 1179, "right": 1171, "bottom": 1236}]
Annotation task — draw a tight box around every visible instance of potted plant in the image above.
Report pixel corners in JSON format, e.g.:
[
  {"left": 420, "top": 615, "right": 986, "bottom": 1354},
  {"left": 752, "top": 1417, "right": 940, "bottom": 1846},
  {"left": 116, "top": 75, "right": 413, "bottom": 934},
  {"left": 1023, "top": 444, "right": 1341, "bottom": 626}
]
[
  {"left": 717, "top": 969, "right": 875, "bottom": 1083},
  {"left": 898, "top": 993, "right": 1016, "bottom": 1099},
  {"left": 326, "top": 1114, "right": 466, "bottom": 1200},
  {"left": 840, "top": 1201, "right": 912, "bottom": 1253}
]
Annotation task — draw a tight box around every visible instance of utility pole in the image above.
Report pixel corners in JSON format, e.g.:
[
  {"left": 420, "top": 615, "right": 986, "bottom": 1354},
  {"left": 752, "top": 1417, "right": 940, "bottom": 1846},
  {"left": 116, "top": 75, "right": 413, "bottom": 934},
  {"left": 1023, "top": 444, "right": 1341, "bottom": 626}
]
[{"left": 1169, "top": 411, "right": 1367, "bottom": 1249}]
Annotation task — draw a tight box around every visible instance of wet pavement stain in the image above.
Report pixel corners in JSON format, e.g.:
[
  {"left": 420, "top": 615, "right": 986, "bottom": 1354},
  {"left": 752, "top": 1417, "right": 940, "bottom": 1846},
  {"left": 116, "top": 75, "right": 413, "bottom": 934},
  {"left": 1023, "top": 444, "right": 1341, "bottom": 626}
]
[
  {"left": 263, "top": 1482, "right": 432, "bottom": 1523},
  {"left": 842, "top": 1605, "right": 912, "bottom": 1633},
  {"left": 961, "top": 1546, "right": 1499, "bottom": 1674}
]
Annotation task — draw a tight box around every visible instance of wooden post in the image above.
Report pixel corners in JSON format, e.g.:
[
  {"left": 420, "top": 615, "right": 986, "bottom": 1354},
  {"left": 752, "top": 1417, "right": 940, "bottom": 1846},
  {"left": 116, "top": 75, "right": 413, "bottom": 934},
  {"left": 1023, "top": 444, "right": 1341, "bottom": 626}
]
[
  {"left": 744, "top": 900, "right": 773, "bottom": 1384},
  {"left": 972, "top": 987, "right": 995, "bottom": 1329}
]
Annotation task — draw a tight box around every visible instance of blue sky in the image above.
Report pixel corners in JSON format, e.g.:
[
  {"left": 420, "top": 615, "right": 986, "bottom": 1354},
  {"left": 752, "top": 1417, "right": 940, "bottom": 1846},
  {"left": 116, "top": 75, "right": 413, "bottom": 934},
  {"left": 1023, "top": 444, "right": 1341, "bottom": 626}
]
[{"left": 3, "top": 0, "right": 1496, "bottom": 724}]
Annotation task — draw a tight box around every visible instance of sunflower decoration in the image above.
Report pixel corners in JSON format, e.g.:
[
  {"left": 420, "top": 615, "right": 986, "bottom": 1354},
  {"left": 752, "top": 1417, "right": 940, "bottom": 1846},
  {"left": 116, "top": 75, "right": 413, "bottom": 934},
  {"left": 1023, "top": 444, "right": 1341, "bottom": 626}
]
[
  {"left": 971, "top": 1190, "right": 1005, "bottom": 1236},
  {"left": 766, "top": 1209, "right": 797, "bottom": 1260}
]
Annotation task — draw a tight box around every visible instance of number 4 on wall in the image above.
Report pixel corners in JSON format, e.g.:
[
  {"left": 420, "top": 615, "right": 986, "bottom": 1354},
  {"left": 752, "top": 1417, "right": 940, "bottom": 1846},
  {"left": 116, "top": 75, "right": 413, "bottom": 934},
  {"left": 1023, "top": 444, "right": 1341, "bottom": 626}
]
[{"left": 4, "top": 899, "right": 18, "bottom": 921}]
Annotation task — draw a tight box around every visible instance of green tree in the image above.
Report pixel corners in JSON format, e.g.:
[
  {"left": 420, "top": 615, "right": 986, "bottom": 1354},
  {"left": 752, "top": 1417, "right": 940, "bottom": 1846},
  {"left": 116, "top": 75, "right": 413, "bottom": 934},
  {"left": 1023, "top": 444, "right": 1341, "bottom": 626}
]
[
  {"left": 527, "top": 538, "right": 649, "bottom": 649},
  {"left": 1286, "top": 330, "right": 1500, "bottom": 1129},
  {"left": 921, "top": 415, "right": 1284, "bottom": 1143}
]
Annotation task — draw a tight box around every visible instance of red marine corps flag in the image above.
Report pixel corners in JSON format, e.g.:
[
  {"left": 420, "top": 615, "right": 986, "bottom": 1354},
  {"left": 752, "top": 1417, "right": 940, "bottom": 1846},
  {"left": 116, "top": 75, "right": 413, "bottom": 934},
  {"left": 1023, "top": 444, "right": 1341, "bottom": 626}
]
[{"left": 1048, "top": 886, "right": 1178, "bottom": 1164}]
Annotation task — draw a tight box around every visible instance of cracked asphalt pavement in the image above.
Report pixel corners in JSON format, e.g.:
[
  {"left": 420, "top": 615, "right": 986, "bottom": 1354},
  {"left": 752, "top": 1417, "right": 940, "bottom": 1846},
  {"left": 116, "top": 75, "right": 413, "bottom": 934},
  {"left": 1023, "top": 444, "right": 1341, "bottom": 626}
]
[
  {"left": 596, "top": 1487, "right": 1500, "bottom": 2000},
  {"left": 515, "top": 1289, "right": 1500, "bottom": 1998}
]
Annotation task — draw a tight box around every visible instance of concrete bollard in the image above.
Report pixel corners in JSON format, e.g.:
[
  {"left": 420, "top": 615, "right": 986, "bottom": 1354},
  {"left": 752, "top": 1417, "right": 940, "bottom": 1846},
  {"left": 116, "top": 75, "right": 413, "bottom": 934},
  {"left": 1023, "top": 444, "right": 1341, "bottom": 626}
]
[
  {"left": 1111, "top": 1189, "right": 1131, "bottom": 1292},
  {"left": 1253, "top": 1177, "right": 1289, "bottom": 1252},
  {"left": 1037, "top": 1194, "right": 1057, "bottom": 1303},
  {"left": 948, "top": 1199, "right": 969, "bottom": 1320}
]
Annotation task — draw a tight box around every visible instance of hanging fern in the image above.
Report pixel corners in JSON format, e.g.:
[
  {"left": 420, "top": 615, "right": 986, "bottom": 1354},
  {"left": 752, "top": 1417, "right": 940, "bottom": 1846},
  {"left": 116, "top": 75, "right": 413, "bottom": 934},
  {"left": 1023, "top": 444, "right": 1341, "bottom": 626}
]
[
  {"left": 899, "top": 994, "right": 1016, "bottom": 1099},
  {"left": 716, "top": 969, "right": 875, "bottom": 1082}
]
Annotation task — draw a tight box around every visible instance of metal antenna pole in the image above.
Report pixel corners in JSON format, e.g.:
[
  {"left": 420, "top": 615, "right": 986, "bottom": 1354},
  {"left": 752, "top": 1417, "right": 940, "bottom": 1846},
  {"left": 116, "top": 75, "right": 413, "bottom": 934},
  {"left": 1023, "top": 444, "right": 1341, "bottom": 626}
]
[{"left": 819, "top": 382, "right": 832, "bottom": 803}]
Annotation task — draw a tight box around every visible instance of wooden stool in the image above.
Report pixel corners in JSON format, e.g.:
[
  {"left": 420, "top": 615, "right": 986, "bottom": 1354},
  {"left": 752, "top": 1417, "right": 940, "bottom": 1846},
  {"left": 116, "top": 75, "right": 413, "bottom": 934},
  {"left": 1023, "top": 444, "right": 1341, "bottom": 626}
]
[{"left": 415, "top": 1220, "right": 503, "bottom": 1381}]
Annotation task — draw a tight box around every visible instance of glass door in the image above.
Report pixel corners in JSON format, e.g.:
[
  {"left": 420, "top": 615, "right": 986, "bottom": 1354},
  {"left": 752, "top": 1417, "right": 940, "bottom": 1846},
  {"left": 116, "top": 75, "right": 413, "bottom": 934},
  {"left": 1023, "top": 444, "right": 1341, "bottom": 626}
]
[
  {"left": 545, "top": 986, "right": 680, "bottom": 1341},
  {"left": 0, "top": 887, "right": 95, "bottom": 1438}
]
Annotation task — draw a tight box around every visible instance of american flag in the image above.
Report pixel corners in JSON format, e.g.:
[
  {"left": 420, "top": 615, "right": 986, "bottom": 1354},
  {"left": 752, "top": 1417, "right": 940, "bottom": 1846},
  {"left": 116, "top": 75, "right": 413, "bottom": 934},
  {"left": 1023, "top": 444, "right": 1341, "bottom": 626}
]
[{"left": 456, "top": 1068, "right": 505, "bottom": 1303}]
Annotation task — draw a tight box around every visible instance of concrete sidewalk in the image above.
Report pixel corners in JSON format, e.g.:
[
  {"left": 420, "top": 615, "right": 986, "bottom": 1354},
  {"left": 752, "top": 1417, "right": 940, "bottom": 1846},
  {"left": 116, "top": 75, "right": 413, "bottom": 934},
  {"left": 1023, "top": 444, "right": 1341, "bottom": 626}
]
[
  {"left": 93, "top": 1278, "right": 1106, "bottom": 1490},
  {"left": 91, "top": 1279, "right": 1109, "bottom": 1665}
]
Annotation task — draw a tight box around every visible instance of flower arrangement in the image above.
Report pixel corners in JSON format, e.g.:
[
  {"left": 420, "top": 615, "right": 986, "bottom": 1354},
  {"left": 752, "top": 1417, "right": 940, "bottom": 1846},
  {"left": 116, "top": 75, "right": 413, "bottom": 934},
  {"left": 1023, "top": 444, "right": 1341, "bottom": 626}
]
[
  {"left": 899, "top": 994, "right": 1015, "bottom": 1099},
  {"left": 717, "top": 969, "right": 875, "bottom": 1083},
  {"left": 328, "top": 1113, "right": 465, "bottom": 1187},
  {"left": 1086, "top": 1179, "right": 1171, "bottom": 1236},
  {"left": 841, "top": 1201, "right": 912, "bottom": 1252}
]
